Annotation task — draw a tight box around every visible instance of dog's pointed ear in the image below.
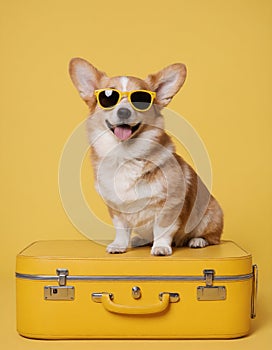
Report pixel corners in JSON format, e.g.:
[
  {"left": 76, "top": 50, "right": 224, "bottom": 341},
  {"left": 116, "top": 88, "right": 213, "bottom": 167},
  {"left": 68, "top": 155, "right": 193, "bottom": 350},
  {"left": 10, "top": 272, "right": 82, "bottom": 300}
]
[
  {"left": 69, "top": 58, "right": 107, "bottom": 103},
  {"left": 145, "top": 63, "right": 187, "bottom": 107}
]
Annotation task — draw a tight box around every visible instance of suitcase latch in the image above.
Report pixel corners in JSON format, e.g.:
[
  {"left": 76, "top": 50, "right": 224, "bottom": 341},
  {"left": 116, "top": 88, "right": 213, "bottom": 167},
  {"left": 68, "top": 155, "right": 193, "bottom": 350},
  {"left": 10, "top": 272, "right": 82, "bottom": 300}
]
[
  {"left": 44, "top": 268, "right": 75, "bottom": 301},
  {"left": 197, "top": 269, "right": 226, "bottom": 301}
]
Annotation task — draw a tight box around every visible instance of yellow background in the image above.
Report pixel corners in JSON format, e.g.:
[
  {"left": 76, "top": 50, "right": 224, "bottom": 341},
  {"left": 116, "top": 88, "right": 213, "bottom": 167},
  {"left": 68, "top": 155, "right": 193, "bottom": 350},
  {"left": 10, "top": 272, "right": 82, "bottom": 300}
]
[{"left": 1, "top": 0, "right": 271, "bottom": 349}]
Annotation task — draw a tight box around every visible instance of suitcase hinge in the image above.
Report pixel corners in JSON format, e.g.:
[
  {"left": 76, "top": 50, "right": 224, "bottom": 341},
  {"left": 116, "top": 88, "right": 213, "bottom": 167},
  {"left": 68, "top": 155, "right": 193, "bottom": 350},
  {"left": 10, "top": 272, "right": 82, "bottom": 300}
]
[
  {"left": 251, "top": 264, "right": 258, "bottom": 318},
  {"left": 197, "top": 269, "right": 226, "bottom": 301},
  {"left": 44, "top": 268, "right": 75, "bottom": 301}
]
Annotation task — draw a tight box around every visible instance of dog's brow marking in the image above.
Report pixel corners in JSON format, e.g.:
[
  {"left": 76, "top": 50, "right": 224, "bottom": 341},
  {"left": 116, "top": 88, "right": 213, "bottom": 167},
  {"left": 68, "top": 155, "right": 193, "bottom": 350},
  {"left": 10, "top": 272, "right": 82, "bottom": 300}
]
[{"left": 120, "top": 76, "right": 128, "bottom": 91}]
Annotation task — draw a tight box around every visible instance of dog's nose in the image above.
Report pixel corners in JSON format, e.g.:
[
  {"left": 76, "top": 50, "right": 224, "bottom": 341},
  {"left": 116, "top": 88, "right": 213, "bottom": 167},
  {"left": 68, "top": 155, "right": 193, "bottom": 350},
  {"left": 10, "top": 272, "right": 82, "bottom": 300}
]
[{"left": 117, "top": 108, "right": 131, "bottom": 120}]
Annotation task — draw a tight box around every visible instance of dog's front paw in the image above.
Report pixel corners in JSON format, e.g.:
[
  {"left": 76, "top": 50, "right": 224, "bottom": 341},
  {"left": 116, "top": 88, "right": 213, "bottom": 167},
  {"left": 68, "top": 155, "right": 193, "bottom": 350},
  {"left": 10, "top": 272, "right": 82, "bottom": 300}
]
[
  {"left": 106, "top": 242, "right": 127, "bottom": 254},
  {"left": 151, "top": 245, "right": 172, "bottom": 256},
  {"left": 188, "top": 237, "right": 208, "bottom": 248}
]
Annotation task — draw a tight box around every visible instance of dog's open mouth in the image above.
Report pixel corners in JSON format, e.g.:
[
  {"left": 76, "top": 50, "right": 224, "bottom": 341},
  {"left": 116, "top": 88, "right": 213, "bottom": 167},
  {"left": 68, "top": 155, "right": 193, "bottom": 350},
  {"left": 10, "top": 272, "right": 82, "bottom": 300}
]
[{"left": 106, "top": 120, "right": 142, "bottom": 141}]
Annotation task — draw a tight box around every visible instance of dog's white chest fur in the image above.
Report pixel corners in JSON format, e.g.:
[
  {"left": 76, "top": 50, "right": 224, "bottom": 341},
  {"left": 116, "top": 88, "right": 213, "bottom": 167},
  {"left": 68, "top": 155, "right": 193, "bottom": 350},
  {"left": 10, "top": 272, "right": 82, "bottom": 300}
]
[{"left": 95, "top": 153, "right": 165, "bottom": 216}]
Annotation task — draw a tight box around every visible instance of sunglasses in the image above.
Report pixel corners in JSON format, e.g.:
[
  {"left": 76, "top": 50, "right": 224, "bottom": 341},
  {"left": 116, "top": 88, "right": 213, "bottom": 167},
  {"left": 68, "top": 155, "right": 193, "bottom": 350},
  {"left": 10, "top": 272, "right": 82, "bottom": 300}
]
[{"left": 94, "top": 89, "right": 156, "bottom": 112}]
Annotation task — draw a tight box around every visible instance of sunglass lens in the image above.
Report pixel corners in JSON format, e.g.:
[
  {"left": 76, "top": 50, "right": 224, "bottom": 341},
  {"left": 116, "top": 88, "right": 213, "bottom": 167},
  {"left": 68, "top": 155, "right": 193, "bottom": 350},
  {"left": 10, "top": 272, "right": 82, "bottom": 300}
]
[
  {"left": 98, "top": 90, "right": 120, "bottom": 108},
  {"left": 130, "top": 91, "right": 152, "bottom": 110}
]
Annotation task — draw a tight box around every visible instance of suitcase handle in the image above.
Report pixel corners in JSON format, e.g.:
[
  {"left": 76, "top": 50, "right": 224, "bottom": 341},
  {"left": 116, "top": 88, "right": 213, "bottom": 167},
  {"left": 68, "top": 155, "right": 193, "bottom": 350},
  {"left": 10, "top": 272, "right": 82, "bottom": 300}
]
[{"left": 92, "top": 292, "right": 179, "bottom": 315}]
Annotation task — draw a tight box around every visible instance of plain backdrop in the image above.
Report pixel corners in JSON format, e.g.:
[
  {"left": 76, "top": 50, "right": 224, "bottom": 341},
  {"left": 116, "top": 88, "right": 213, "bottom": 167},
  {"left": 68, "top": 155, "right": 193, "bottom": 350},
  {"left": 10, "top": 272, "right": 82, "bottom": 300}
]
[{"left": 1, "top": 0, "right": 271, "bottom": 349}]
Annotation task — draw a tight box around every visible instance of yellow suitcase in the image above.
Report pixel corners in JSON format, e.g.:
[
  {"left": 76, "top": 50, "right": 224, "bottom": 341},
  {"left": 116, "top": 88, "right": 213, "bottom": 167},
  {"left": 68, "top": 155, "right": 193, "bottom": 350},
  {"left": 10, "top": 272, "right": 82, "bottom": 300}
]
[{"left": 16, "top": 240, "right": 257, "bottom": 339}]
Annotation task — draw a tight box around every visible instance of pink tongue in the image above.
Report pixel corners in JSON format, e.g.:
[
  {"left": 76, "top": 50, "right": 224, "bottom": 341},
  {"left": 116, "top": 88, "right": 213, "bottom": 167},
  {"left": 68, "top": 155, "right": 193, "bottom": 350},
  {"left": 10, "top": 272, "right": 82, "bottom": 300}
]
[{"left": 114, "top": 126, "right": 132, "bottom": 140}]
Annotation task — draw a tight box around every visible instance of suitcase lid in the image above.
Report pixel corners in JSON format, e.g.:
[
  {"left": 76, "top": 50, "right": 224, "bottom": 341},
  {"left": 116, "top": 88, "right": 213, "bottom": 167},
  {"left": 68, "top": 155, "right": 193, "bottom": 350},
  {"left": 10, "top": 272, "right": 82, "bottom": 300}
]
[{"left": 16, "top": 240, "right": 252, "bottom": 277}]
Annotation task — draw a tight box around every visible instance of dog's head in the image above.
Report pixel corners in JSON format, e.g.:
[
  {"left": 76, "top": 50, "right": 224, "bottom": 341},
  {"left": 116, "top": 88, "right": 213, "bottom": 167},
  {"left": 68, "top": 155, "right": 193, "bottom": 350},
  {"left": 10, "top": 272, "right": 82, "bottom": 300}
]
[{"left": 69, "top": 58, "right": 186, "bottom": 142}]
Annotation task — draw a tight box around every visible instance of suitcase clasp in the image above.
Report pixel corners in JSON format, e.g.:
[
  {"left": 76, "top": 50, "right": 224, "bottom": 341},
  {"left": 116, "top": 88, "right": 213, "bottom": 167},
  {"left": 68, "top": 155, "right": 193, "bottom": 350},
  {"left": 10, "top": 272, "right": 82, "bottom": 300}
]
[
  {"left": 203, "top": 269, "right": 214, "bottom": 287},
  {"left": 44, "top": 268, "right": 75, "bottom": 301},
  {"left": 197, "top": 269, "right": 226, "bottom": 301},
  {"left": 56, "top": 268, "right": 69, "bottom": 286}
]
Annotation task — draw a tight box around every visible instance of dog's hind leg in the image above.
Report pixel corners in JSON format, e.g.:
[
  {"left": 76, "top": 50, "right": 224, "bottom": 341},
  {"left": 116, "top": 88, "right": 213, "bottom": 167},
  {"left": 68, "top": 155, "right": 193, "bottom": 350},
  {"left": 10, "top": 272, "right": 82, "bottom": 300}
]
[{"left": 151, "top": 220, "right": 180, "bottom": 256}]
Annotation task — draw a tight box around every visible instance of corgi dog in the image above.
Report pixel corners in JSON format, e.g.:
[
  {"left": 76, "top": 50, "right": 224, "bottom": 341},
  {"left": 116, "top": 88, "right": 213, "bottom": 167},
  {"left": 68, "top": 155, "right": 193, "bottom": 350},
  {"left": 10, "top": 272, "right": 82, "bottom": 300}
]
[{"left": 69, "top": 58, "right": 223, "bottom": 256}]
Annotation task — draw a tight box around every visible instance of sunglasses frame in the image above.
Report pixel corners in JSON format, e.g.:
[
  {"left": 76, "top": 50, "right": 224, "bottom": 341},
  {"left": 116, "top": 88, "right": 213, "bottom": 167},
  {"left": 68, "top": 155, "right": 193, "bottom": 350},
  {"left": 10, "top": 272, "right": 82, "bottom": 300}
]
[{"left": 94, "top": 89, "right": 156, "bottom": 112}]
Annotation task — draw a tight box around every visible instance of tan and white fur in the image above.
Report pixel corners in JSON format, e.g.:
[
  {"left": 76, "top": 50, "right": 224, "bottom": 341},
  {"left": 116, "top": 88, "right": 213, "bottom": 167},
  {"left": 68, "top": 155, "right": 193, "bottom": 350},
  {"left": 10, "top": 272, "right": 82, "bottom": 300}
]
[{"left": 69, "top": 58, "right": 223, "bottom": 256}]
